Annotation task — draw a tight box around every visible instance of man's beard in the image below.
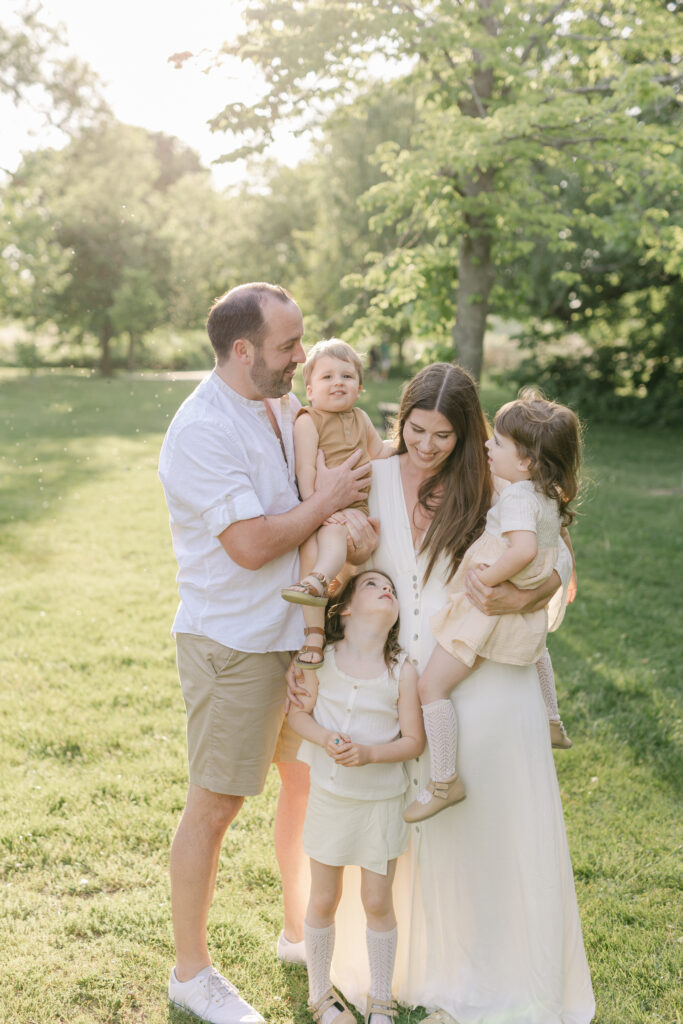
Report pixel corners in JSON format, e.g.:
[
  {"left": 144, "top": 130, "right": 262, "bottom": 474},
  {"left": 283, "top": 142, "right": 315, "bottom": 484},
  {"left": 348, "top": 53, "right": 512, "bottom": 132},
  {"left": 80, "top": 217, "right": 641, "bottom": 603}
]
[{"left": 249, "top": 348, "right": 294, "bottom": 398}]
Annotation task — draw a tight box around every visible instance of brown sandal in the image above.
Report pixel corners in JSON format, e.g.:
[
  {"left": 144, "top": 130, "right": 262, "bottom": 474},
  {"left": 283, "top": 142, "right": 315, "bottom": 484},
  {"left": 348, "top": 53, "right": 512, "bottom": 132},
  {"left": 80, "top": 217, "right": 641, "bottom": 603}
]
[
  {"left": 294, "top": 626, "right": 325, "bottom": 670},
  {"left": 282, "top": 572, "right": 330, "bottom": 607}
]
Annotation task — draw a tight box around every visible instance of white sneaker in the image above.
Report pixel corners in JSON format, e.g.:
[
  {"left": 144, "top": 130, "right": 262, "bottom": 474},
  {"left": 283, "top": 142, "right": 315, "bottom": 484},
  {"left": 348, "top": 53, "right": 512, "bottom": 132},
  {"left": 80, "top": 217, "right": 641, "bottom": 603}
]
[
  {"left": 276, "top": 930, "right": 307, "bottom": 965},
  {"left": 168, "top": 966, "right": 264, "bottom": 1024}
]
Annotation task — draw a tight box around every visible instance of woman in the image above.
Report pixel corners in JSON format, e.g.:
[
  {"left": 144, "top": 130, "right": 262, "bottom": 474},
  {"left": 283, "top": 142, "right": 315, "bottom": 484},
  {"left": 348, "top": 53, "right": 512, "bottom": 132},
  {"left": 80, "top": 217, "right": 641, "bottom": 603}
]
[{"left": 324, "top": 364, "right": 594, "bottom": 1024}]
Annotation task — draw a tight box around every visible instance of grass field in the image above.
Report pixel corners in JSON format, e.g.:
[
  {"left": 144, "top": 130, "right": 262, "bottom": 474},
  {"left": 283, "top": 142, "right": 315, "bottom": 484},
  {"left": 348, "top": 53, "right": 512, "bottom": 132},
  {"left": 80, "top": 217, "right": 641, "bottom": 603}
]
[{"left": 0, "top": 368, "right": 681, "bottom": 1024}]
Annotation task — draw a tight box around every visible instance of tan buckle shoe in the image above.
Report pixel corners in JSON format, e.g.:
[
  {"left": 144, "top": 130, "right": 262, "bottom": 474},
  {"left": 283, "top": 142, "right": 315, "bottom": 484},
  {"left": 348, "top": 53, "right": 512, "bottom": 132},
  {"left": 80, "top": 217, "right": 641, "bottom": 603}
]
[
  {"left": 420, "top": 1011, "right": 459, "bottom": 1024},
  {"left": 550, "top": 719, "right": 572, "bottom": 749},
  {"left": 403, "top": 773, "right": 466, "bottom": 823},
  {"left": 309, "top": 988, "right": 356, "bottom": 1024},
  {"left": 365, "top": 996, "right": 397, "bottom": 1024}
]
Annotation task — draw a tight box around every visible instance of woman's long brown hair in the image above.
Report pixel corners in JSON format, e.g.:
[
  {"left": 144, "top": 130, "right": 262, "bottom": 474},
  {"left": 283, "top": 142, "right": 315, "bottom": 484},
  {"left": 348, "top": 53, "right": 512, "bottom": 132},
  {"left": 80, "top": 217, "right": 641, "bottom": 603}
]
[{"left": 392, "top": 363, "right": 493, "bottom": 583}]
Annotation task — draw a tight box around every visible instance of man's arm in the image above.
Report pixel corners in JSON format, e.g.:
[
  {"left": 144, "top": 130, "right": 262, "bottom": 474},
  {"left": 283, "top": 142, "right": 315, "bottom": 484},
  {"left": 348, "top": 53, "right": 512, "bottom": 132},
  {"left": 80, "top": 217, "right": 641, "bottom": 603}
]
[{"left": 219, "top": 450, "right": 370, "bottom": 570}]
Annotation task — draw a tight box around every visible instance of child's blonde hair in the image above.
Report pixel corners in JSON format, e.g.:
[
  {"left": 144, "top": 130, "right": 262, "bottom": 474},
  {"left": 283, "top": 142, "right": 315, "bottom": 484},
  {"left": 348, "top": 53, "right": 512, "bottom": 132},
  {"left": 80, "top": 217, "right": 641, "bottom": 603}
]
[
  {"left": 494, "top": 388, "right": 582, "bottom": 526},
  {"left": 302, "top": 338, "right": 364, "bottom": 388}
]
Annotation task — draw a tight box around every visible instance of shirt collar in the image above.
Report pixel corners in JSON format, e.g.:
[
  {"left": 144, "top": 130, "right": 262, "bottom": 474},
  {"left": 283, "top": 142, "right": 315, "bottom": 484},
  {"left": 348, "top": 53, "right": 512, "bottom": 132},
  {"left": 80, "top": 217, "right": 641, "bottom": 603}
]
[{"left": 210, "top": 369, "right": 270, "bottom": 415}]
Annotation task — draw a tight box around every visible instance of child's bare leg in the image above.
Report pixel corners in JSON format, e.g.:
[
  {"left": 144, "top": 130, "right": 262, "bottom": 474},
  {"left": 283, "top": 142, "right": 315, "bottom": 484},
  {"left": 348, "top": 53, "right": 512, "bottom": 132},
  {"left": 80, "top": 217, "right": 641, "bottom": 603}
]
[
  {"left": 313, "top": 522, "right": 351, "bottom": 582},
  {"left": 305, "top": 861, "right": 350, "bottom": 1024},
  {"left": 361, "top": 864, "right": 398, "bottom": 1024},
  {"left": 418, "top": 644, "right": 477, "bottom": 703},
  {"left": 283, "top": 526, "right": 346, "bottom": 605}
]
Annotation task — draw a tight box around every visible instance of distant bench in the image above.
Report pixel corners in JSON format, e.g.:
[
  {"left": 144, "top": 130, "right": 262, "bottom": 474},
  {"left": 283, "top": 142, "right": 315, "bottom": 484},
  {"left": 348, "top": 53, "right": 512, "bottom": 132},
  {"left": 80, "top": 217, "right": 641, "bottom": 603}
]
[{"left": 377, "top": 402, "right": 400, "bottom": 433}]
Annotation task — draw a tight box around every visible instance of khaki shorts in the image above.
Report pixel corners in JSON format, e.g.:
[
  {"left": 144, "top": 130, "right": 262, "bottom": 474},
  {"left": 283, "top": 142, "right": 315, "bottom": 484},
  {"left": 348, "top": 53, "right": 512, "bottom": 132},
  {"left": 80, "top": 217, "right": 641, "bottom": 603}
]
[{"left": 175, "top": 633, "right": 301, "bottom": 797}]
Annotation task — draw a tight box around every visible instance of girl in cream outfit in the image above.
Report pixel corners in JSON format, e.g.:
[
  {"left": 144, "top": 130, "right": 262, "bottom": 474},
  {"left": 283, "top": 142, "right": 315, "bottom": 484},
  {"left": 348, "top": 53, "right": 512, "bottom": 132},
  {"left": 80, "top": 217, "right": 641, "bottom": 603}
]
[{"left": 288, "top": 570, "right": 424, "bottom": 1024}]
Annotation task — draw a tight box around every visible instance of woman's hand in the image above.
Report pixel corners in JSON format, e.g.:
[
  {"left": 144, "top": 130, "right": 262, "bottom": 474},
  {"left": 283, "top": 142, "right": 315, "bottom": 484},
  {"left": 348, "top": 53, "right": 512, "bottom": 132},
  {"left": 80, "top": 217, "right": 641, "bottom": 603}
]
[
  {"left": 567, "top": 564, "right": 578, "bottom": 604},
  {"left": 465, "top": 565, "right": 560, "bottom": 615},
  {"left": 285, "top": 658, "right": 311, "bottom": 712}
]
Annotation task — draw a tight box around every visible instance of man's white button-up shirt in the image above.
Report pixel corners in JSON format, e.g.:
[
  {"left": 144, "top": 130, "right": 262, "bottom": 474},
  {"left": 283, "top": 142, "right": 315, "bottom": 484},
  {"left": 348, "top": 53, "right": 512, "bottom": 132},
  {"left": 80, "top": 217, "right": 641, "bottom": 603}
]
[{"left": 159, "top": 371, "right": 305, "bottom": 653}]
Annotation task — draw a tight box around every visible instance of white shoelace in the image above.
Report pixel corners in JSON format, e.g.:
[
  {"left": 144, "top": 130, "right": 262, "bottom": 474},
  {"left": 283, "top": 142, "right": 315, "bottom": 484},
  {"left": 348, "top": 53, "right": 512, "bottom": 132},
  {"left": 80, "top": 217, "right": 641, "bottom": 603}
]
[{"left": 204, "top": 968, "right": 239, "bottom": 1006}]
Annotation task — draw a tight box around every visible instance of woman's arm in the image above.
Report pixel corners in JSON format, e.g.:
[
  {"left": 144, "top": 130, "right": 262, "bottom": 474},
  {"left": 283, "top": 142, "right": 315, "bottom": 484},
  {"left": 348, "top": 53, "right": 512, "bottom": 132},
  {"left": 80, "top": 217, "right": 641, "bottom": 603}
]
[
  {"left": 561, "top": 526, "right": 578, "bottom": 603},
  {"left": 330, "top": 661, "right": 425, "bottom": 767},
  {"left": 476, "top": 530, "right": 537, "bottom": 588},
  {"left": 465, "top": 568, "right": 561, "bottom": 616}
]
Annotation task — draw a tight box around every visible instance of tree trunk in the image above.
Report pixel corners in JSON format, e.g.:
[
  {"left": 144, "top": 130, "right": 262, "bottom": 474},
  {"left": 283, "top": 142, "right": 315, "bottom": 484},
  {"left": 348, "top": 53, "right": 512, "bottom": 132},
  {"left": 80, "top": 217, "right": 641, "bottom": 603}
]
[
  {"left": 452, "top": 214, "right": 494, "bottom": 382},
  {"left": 99, "top": 325, "right": 113, "bottom": 376},
  {"left": 127, "top": 331, "right": 137, "bottom": 372}
]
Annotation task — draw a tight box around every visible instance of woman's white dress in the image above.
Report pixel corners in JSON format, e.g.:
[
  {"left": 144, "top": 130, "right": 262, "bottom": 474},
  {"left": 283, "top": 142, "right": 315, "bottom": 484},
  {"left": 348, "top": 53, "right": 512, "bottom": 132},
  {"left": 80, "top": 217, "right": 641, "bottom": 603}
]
[{"left": 330, "top": 457, "right": 595, "bottom": 1024}]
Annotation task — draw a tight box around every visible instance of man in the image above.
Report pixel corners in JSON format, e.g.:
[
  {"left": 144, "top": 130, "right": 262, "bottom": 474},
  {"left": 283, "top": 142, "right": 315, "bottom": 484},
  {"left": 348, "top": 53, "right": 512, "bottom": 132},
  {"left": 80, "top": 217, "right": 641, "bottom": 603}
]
[{"left": 159, "top": 283, "right": 374, "bottom": 1024}]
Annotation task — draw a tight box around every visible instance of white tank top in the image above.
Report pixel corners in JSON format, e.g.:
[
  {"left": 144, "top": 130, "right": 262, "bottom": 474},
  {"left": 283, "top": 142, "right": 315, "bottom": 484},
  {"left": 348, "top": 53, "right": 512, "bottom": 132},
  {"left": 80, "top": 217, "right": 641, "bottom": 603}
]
[{"left": 298, "top": 646, "right": 409, "bottom": 800}]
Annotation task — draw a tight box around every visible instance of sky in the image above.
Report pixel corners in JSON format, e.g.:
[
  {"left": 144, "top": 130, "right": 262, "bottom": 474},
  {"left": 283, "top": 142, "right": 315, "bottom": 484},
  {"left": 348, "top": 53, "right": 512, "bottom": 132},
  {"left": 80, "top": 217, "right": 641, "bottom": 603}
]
[{"left": 3, "top": 0, "right": 306, "bottom": 188}]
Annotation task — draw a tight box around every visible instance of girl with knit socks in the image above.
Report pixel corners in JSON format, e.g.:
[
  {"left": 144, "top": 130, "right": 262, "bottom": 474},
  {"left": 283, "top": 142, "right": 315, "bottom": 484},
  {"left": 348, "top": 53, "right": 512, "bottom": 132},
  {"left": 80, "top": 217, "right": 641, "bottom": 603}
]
[
  {"left": 404, "top": 390, "right": 581, "bottom": 824},
  {"left": 288, "top": 570, "right": 424, "bottom": 1024}
]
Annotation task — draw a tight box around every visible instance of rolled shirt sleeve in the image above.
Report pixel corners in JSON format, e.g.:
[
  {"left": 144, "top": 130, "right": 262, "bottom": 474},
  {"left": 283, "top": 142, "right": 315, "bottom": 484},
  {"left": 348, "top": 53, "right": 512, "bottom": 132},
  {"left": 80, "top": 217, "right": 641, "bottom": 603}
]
[{"left": 161, "top": 419, "right": 265, "bottom": 535}]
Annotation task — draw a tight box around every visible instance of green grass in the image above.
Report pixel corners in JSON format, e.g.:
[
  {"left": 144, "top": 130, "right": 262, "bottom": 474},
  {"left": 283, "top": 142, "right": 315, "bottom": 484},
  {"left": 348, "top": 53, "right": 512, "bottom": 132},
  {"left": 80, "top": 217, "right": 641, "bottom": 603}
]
[{"left": 0, "top": 368, "right": 681, "bottom": 1024}]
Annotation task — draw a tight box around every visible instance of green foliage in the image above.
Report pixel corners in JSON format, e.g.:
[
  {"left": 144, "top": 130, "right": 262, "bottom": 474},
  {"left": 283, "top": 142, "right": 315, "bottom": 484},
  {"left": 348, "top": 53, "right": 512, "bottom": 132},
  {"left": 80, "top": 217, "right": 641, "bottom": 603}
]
[
  {"left": 0, "top": 122, "right": 234, "bottom": 373},
  {"left": 207, "top": 0, "right": 682, "bottom": 382}
]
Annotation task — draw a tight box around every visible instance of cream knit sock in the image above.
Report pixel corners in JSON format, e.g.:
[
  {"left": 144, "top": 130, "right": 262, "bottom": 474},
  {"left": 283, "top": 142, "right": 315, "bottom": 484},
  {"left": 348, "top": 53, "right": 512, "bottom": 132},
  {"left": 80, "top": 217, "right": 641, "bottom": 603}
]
[
  {"left": 304, "top": 922, "right": 341, "bottom": 1024},
  {"left": 536, "top": 647, "right": 560, "bottom": 722},
  {"left": 418, "top": 698, "right": 458, "bottom": 803},
  {"left": 366, "top": 926, "right": 397, "bottom": 1024}
]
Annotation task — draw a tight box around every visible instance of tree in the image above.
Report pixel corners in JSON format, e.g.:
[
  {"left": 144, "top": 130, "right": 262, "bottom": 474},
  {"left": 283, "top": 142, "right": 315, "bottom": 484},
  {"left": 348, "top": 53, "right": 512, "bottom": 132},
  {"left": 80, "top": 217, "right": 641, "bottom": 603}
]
[
  {"left": 4, "top": 124, "right": 179, "bottom": 372},
  {"left": 205, "top": 0, "right": 681, "bottom": 380},
  {"left": 0, "top": 3, "right": 106, "bottom": 141}
]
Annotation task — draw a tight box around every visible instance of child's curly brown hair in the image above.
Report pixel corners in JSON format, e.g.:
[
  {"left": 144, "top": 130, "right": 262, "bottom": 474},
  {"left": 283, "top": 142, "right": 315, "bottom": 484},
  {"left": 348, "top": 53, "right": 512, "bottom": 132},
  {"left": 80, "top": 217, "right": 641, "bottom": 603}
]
[{"left": 494, "top": 388, "right": 582, "bottom": 526}]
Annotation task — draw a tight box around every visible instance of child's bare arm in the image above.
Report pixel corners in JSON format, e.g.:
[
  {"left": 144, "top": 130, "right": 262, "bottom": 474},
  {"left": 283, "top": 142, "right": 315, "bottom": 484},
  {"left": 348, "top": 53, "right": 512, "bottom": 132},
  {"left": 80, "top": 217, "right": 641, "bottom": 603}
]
[
  {"left": 331, "top": 661, "right": 425, "bottom": 767},
  {"left": 287, "top": 670, "right": 338, "bottom": 752},
  {"left": 476, "top": 530, "right": 538, "bottom": 588},
  {"left": 363, "top": 411, "right": 397, "bottom": 461},
  {"left": 293, "top": 414, "right": 320, "bottom": 500}
]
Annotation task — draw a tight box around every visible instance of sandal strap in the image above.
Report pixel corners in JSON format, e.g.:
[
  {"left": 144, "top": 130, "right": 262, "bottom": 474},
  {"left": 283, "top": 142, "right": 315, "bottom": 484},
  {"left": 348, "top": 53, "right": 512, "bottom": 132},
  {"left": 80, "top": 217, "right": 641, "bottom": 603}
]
[
  {"left": 309, "top": 988, "right": 348, "bottom": 1022},
  {"left": 303, "top": 626, "right": 325, "bottom": 638},
  {"left": 367, "top": 997, "right": 397, "bottom": 1017}
]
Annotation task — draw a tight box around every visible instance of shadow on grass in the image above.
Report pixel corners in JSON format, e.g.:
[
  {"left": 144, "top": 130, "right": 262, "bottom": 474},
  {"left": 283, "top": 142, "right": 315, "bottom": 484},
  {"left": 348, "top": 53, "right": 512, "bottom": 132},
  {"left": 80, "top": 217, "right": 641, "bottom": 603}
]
[{"left": 0, "top": 372, "right": 197, "bottom": 534}]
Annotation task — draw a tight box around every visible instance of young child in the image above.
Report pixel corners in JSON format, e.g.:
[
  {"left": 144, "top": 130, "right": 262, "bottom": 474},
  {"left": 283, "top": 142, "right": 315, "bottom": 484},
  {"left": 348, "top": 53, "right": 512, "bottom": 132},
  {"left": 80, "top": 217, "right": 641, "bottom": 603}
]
[
  {"left": 403, "top": 389, "right": 581, "bottom": 824},
  {"left": 282, "top": 339, "right": 395, "bottom": 669},
  {"left": 288, "top": 570, "right": 424, "bottom": 1024}
]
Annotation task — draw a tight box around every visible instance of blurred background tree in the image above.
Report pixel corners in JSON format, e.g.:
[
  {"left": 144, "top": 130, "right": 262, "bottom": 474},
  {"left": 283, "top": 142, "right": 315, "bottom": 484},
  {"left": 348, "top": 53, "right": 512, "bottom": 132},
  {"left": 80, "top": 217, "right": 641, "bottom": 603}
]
[
  {"left": 1, "top": 0, "right": 680, "bottom": 421},
  {"left": 205, "top": 0, "right": 681, "bottom": 415}
]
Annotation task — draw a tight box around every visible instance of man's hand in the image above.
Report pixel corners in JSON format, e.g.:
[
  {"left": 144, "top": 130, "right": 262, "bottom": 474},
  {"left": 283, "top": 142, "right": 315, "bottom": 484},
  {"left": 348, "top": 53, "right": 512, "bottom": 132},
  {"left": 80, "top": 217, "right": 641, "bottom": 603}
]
[
  {"left": 344, "top": 510, "right": 380, "bottom": 565},
  {"left": 285, "top": 658, "right": 310, "bottom": 712},
  {"left": 314, "top": 450, "right": 371, "bottom": 520}
]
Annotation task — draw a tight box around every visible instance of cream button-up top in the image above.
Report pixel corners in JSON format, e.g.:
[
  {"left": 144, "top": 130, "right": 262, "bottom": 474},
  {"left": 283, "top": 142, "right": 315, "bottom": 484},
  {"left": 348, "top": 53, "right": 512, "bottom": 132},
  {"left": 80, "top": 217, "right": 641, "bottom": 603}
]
[{"left": 298, "top": 647, "right": 409, "bottom": 800}]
